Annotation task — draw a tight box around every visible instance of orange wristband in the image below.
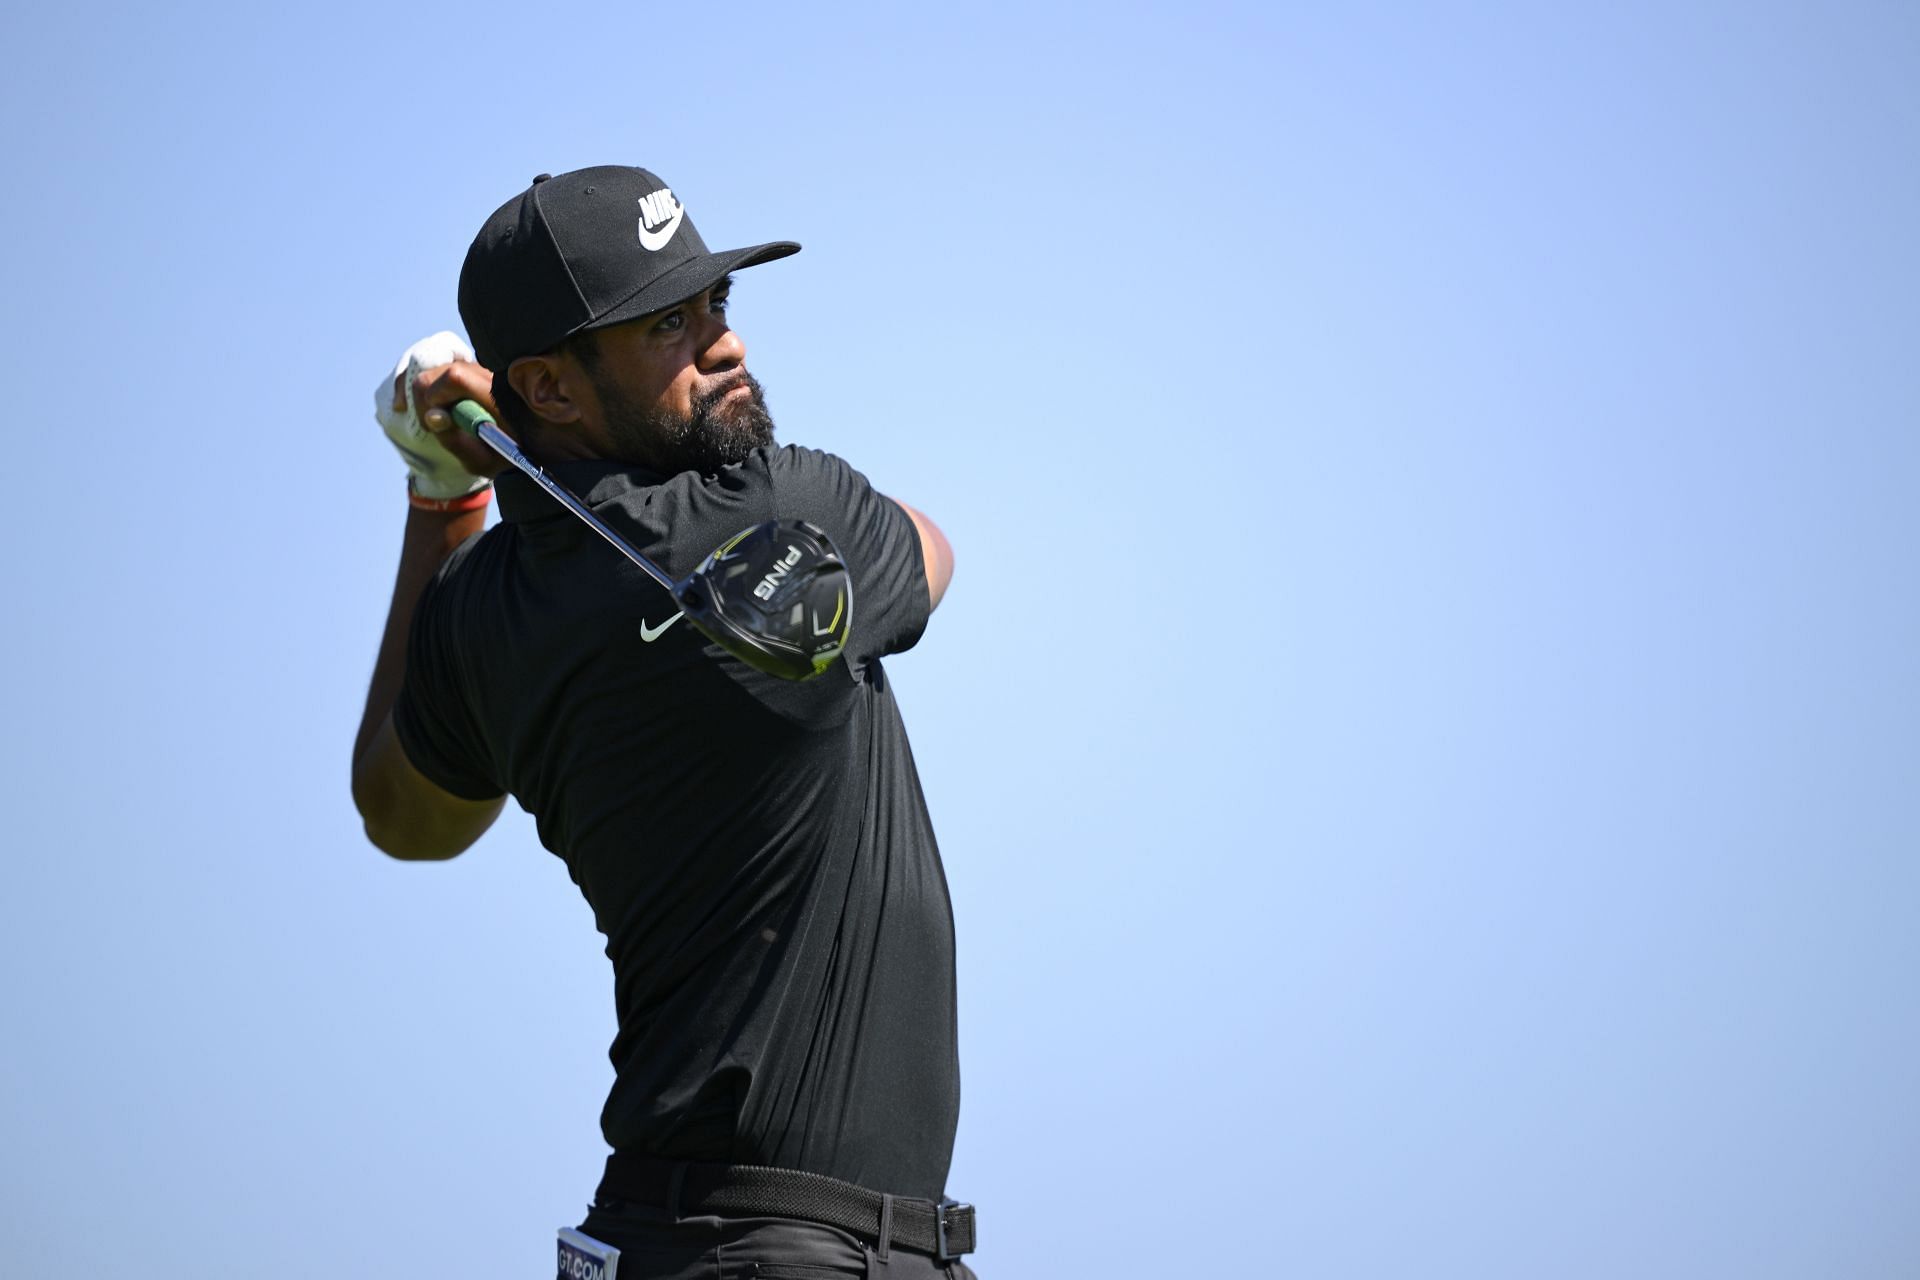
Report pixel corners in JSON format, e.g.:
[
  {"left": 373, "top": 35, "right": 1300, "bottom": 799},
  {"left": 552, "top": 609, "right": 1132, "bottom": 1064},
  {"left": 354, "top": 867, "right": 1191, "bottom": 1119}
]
[{"left": 408, "top": 482, "right": 493, "bottom": 513}]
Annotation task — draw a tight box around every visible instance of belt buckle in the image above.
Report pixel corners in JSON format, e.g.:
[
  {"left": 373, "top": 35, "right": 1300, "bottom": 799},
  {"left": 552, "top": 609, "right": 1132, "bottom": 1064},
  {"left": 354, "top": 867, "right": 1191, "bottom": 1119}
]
[{"left": 935, "top": 1197, "right": 974, "bottom": 1263}]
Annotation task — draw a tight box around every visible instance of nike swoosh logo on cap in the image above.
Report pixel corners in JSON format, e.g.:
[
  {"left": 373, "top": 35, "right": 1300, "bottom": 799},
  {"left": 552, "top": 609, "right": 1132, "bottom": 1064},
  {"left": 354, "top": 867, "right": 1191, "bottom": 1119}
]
[
  {"left": 637, "top": 190, "right": 686, "bottom": 252},
  {"left": 639, "top": 612, "right": 684, "bottom": 642}
]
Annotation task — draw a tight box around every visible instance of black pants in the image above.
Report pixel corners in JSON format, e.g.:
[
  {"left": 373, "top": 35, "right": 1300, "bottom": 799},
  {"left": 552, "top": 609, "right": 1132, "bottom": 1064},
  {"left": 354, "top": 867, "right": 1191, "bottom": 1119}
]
[{"left": 574, "top": 1199, "right": 981, "bottom": 1280}]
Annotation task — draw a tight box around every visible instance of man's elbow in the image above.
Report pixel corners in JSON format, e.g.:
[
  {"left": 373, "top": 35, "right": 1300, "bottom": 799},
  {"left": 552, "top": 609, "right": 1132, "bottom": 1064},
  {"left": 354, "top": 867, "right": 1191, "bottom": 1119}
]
[
  {"left": 892, "top": 499, "right": 954, "bottom": 612},
  {"left": 923, "top": 523, "right": 954, "bottom": 612},
  {"left": 362, "top": 814, "right": 469, "bottom": 861},
  {"left": 352, "top": 766, "right": 470, "bottom": 861}
]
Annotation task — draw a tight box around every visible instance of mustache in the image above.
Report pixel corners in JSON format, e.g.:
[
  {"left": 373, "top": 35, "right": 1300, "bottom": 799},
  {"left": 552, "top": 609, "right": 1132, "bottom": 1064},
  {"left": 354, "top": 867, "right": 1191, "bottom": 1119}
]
[{"left": 692, "top": 371, "right": 765, "bottom": 417}]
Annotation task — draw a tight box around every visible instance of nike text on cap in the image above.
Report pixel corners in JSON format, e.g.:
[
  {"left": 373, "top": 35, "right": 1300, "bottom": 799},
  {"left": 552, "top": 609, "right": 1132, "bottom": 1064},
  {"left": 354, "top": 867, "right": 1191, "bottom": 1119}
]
[{"left": 458, "top": 166, "right": 800, "bottom": 371}]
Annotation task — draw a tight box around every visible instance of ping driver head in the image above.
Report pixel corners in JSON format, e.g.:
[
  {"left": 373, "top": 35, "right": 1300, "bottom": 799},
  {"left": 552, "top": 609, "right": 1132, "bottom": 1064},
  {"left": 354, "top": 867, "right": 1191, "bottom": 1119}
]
[{"left": 677, "top": 520, "right": 852, "bottom": 681}]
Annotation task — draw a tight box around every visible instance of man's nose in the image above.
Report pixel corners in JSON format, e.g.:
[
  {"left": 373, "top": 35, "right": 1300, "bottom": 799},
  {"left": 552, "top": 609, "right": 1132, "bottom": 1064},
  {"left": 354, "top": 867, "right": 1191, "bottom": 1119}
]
[{"left": 698, "top": 320, "right": 745, "bottom": 371}]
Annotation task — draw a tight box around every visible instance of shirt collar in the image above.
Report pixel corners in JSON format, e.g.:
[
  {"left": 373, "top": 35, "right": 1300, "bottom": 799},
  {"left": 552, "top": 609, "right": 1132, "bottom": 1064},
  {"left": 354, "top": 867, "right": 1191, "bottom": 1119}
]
[{"left": 495, "top": 459, "right": 668, "bottom": 524}]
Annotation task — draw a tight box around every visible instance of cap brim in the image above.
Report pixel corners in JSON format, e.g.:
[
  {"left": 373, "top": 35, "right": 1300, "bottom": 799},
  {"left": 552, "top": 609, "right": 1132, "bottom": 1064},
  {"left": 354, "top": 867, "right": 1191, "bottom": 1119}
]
[{"left": 574, "top": 241, "right": 800, "bottom": 342}]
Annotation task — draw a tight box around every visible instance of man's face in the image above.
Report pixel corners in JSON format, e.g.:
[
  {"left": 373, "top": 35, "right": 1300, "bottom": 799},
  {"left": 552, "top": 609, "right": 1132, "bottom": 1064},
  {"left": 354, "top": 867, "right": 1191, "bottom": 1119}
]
[{"left": 576, "top": 277, "right": 776, "bottom": 474}]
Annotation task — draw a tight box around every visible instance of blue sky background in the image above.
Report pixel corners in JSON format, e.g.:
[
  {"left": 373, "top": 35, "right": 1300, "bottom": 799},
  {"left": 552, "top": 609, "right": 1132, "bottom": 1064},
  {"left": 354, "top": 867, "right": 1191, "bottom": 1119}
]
[{"left": 2, "top": 2, "right": 1916, "bottom": 1276}]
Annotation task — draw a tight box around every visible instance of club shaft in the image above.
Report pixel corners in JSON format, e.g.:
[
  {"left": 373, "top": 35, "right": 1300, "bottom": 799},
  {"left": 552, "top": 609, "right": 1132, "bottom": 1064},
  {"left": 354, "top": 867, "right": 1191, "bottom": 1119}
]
[{"left": 464, "top": 412, "right": 678, "bottom": 593}]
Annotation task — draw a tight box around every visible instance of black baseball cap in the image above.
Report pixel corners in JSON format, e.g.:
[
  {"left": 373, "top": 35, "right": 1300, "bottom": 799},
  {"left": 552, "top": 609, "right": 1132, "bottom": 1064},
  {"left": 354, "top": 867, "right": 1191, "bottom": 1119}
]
[{"left": 457, "top": 166, "right": 799, "bottom": 371}]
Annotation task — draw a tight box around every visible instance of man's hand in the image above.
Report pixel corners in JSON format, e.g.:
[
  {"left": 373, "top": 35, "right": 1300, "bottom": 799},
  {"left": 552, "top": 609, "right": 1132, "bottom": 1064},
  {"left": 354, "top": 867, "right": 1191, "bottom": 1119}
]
[{"left": 375, "top": 332, "right": 505, "bottom": 494}]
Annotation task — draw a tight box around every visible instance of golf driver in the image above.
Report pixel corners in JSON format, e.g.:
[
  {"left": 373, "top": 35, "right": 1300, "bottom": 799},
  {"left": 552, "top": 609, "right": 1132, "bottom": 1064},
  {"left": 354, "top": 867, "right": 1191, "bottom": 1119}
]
[{"left": 449, "top": 399, "right": 852, "bottom": 681}]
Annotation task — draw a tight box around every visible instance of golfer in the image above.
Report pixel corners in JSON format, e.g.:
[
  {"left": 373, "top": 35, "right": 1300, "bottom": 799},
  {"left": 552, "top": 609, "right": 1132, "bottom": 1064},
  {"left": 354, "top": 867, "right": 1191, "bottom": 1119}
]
[{"left": 351, "top": 166, "right": 975, "bottom": 1279}]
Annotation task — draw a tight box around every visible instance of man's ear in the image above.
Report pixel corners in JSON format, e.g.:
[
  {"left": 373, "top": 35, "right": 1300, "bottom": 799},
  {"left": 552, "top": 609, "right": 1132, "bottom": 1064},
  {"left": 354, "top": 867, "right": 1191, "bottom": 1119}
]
[{"left": 506, "top": 353, "right": 588, "bottom": 427}]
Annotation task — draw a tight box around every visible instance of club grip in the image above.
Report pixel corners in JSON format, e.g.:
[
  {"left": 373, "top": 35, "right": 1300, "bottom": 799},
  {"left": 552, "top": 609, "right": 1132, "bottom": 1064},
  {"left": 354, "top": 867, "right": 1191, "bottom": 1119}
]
[{"left": 450, "top": 399, "right": 495, "bottom": 436}]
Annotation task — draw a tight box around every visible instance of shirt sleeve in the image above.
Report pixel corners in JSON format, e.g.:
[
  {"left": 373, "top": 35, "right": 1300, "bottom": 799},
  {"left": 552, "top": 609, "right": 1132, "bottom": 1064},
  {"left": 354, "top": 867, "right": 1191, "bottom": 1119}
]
[
  {"left": 765, "top": 445, "right": 931, "bottom": 667},
  {"left": 391, "top": 553, "right": 504, "bottom": 801}
]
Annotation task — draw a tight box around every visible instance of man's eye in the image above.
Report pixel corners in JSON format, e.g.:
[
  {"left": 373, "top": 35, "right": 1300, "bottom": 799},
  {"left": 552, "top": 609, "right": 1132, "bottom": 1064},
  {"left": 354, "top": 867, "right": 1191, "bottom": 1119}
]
[
  {"left": 711, "top": 295, "right": 730, "bottom": 314},
  {"left": 654, "top": 311, "right": 685, "bottom": 333}
]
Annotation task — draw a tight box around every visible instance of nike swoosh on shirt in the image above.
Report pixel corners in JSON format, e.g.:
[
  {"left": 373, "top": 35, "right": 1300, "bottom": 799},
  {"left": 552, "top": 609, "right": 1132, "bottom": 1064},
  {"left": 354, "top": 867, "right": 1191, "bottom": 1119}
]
[
  {"left": 637, "top": 203, "right": 685, "bottom": 251},
  {"left": 639, "top": 612, "right": 684, "bottom": 642}
]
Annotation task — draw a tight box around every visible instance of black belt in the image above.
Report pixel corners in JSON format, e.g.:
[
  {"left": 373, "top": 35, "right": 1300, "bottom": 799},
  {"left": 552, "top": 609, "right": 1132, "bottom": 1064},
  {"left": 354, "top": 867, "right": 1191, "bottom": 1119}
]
[{"left": 597, "top": 1152, "right": 977, "bottom": 1262}]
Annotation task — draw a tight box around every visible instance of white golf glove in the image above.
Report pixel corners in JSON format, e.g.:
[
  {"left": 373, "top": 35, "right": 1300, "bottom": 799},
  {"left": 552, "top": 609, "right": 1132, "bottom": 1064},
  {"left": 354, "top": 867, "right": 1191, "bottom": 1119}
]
[{"left": 375, "top": 331, "right": 491, "bottom": 500}]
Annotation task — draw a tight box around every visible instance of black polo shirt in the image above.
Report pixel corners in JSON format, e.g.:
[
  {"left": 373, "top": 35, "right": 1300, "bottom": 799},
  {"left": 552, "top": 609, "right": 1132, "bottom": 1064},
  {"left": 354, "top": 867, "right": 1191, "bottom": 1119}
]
[{"left": 392, "top": 444, "right": 959, "bottom": 1200}]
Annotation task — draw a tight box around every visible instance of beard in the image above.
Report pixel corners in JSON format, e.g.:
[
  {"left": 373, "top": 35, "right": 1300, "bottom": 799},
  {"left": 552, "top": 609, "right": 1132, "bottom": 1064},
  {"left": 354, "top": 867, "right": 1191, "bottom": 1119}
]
[{"left": 599, "top": 370, "right": 777, "bottom": 476}]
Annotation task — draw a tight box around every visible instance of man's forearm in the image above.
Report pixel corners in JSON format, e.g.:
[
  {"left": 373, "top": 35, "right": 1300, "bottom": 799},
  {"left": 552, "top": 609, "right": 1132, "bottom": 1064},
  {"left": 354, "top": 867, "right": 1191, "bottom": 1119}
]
[{"left": 352, "top": 505, "right": 488, "bottom": 770}]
